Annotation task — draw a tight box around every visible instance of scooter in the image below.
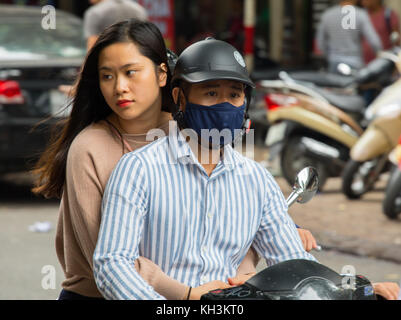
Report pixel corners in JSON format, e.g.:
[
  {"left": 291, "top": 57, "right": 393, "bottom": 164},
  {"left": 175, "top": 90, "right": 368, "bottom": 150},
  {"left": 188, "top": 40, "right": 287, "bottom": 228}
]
[
  {"left": 201, "top": 167, "right": 377, "bottom": 300},
  {"left": 260, "top": 50, "right": 400, "bottom": 190},
  {"left": 382, "top": 135, "right": 401, "bottom": 220},
  {"left": 260, "top": 77, "right": 364, "bottom": 190},
  {"left": 341, "top": 77, "right": 401, "bottom": 199}
]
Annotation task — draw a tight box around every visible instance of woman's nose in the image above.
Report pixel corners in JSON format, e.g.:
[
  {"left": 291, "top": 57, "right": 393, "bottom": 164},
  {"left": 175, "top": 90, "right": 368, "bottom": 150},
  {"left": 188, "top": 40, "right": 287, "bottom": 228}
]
[{"left": 115, "top": 76, "right": 129, "bottom": 94}]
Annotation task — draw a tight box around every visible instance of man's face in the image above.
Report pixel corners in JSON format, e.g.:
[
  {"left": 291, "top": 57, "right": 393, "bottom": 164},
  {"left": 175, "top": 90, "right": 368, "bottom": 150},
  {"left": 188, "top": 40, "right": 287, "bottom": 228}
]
[{"left": 185, "top": 79, "right": 246, "bottom": 110}]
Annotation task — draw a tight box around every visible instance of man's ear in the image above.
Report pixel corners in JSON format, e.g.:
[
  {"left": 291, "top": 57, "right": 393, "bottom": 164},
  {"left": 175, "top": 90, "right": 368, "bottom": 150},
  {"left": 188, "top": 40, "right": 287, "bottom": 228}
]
[
  {"left": 158, "top": 63, "right": 168, "bottom": 87},
  {"left": 172, "top": 87, "right": 187, "bottom": 109}
]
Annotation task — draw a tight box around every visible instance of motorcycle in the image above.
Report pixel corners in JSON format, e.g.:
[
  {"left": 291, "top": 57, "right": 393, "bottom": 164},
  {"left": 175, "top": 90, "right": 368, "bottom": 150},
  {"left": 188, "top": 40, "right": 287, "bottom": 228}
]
[
  {"left": 260, "top": 49, "right": 400, "bottom": 190},
  {"left": 201, "top": 167, "right": 377, "bottom": 300},
  {"left": 342, "top": 76, "right": 401, "bottom": 199},
  {"left": 382, "top": 135, "right": 401, "bottom": 220}
]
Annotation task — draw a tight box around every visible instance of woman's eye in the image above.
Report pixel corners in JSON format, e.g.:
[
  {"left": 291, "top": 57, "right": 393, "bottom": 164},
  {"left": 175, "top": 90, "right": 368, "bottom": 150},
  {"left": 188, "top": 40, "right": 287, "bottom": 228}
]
[{"left": 101, "top": 74, "right": 112, "bottom": 80}]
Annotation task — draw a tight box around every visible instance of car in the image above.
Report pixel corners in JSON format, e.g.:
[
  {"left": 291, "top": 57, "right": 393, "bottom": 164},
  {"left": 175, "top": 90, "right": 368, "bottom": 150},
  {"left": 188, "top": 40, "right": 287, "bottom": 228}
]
[{"left": 0, "top": 5, "right": 86, "bottom": 174}]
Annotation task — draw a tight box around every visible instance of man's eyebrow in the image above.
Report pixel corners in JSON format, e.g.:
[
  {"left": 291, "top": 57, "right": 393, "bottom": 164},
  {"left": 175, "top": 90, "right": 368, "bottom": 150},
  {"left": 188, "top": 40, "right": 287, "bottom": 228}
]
[
  {"left": 200, "top": 83, "right": 220, "bottom": 89},
  {"left": 231, "top": 84, "right": 244, "bottom": 90}
]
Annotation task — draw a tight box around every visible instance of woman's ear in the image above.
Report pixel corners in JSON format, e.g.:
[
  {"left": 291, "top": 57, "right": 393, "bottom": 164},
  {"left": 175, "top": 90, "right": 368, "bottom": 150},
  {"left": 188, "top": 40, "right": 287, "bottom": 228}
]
[{"left": 158, "top": 63, "right": 168, "bottom": 87}]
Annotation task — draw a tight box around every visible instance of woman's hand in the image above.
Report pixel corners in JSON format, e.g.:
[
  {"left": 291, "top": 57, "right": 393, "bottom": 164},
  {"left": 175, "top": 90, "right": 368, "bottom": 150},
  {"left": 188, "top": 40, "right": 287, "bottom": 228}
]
[
  {"left": 185, "top": 281, "right": 232, "bottom": 300},
  {"left": 298, "top": 228, "right": 318, "bottom": 252},
  {"left": 373, "top": 282, "right": 400, "bottom": 300}
]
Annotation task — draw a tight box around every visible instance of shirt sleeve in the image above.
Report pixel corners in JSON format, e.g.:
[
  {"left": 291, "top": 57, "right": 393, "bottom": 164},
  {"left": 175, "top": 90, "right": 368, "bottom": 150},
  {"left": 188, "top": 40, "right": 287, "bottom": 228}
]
[
  {"left": 83, "top": 8, "right": 101, "bottom": 39},
  {"left": 93, "top": 154, "right": 165, "bottom": 300},
  {"left": 361, "top": 11, "right": 383, "bottom": 53},
  {"left": 64, "top": 141, "right": 105, "bottom": 269},
  {"left": 252, "top": 171, "right": 318, "bottom": 266}
]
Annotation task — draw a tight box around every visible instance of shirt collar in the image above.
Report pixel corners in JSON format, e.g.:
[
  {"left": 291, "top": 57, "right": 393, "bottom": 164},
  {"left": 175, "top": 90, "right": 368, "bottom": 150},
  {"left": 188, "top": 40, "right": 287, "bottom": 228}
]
[{"left": 167, "top": 121, "right": 245, "bottom": 170}]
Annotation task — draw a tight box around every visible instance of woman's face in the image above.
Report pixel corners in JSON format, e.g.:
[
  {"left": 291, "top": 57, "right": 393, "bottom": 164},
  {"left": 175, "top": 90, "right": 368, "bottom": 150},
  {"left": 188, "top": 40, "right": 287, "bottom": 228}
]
[{"left": 98, "top": 42, "right": 167, "bottom": 123}]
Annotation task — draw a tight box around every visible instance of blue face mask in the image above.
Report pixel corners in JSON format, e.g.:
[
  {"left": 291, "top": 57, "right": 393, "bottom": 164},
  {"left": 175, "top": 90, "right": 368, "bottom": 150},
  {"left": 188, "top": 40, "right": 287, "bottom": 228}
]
[{"left": 183, "top": 101, "right": 246, "bottom": 146}]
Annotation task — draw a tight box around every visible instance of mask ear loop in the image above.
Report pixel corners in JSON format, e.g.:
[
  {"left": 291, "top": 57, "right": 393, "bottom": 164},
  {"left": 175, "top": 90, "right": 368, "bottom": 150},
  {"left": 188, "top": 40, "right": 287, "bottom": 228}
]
[
  {"left": 232, "top": 91, "right": 252, "bottom": 148},
  {"left": 241, "top": 90, "right": 252, "bottom": 136}
]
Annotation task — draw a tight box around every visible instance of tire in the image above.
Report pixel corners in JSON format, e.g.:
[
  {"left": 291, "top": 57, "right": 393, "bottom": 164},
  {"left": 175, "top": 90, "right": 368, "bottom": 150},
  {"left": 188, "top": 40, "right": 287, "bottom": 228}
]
[
  {"left": 383, "top": 168, "right": 401, "bottom": 220},
  {"left": 342, "top": 157, "right": 386, "bottom": 200},
  {"left": 280, "top": 136, "right": 328, "bottom": 191}
]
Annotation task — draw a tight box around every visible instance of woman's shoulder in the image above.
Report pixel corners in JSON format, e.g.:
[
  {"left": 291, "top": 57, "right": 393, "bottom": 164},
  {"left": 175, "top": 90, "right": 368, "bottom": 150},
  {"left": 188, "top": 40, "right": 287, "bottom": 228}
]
[{"left": 69, "top": 121, "right": 117, "bottom": 156}]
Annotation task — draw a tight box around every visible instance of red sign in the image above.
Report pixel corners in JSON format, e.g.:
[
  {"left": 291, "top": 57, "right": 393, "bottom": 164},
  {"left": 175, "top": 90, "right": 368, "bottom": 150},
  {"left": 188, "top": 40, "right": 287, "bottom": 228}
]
[{"left": 137, "top": 0, "right": 175, "bottom": 50}]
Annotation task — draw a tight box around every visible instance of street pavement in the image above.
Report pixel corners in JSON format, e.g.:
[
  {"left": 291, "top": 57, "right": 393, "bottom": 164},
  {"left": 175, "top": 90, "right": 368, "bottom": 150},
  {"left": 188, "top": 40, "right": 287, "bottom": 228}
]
[{"left": 0, "top": 144, "right": 400, "bottom": 300}]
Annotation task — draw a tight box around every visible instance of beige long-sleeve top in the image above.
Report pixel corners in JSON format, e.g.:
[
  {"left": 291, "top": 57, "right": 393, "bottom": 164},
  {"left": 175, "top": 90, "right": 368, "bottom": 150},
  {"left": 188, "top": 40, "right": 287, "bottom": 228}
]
[{"left": 56, "top": 118, "right": 258, "bottom": 299}]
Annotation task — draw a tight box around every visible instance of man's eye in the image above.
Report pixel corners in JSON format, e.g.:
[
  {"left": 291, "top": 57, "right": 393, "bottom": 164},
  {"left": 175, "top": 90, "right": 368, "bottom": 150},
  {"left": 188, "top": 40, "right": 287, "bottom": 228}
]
[
  {"left": 206, "top": 91, "right": 217, "bottom": 97},
  {"left": 127, "top": 70, "right": 137, "bottom": 76}
]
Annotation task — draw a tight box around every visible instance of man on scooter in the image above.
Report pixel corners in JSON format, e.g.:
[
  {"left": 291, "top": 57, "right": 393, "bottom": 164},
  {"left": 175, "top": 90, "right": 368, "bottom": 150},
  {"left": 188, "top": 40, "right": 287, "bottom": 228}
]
[{"left": 93, "top": 38, "right": 317, "bottom": 300}]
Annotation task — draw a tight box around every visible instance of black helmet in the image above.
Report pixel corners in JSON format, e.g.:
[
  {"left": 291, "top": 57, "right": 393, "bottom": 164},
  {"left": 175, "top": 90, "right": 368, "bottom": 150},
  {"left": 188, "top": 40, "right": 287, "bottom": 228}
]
[{"left": 172, "top": 38, "right": 255, "bottom": 89}]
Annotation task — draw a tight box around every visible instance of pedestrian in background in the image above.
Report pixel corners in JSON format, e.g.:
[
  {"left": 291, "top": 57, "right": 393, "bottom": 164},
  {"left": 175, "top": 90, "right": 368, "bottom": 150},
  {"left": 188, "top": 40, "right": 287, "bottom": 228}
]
[
  {"left": 361, "top": 0, "right": 400, "bottom": 64},
  {"left": 83, "top": 0, "right": 148, "bottom": 50},
  {"left": 59, "top": 0, "right": 148, "bottom": 96},
  {"left": 316, "top": 0, "right": 382, "bottom": 73}
]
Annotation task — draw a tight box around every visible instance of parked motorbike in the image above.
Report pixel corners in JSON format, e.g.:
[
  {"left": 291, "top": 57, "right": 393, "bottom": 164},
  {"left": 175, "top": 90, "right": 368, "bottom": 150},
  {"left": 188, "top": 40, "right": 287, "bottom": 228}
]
[
  {"left": 201, "top": 167, "right": 377, "bottom": 300},
  {"left": 260, "top": 78, "right": 363, "bottom": 189},
  {"left": 342, "top": 77, "right": 401, "bottom": 199},
  {"left": 382, "top": 135, "right": 401, "bottom": 220},
  {"left": 260, "top": 49, "right": 400, "bottom": 190}
]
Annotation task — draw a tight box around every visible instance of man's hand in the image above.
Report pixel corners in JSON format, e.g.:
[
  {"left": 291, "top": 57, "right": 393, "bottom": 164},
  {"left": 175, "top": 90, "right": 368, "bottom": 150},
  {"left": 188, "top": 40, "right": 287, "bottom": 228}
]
[
  {"left": 227, "top": 273, "right": 256, "bottom": 286},
  {"left": 185, "top": 281, "right": 232, "bottom": 300},
  {"left": 298, "top": 228, "right": 318, "bottom": 252},
  {"left": 373, "top": 282, "right": 400, "bottom": 300}
]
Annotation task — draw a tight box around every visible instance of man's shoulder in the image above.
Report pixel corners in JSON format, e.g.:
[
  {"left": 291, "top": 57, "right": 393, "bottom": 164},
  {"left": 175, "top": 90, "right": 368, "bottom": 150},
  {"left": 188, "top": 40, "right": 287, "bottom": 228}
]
[
  {"left": 231, "top": 149, "right": 272, "bottom": 176},
  {"left": 119, "top": 135, "right": 170, "bottom": 164}
]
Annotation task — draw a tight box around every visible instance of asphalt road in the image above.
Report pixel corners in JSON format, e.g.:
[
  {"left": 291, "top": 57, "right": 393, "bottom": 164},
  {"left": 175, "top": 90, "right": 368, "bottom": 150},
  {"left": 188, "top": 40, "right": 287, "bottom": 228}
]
[{"left": 0, "top": 172, "right": 400, "bottom": 300}]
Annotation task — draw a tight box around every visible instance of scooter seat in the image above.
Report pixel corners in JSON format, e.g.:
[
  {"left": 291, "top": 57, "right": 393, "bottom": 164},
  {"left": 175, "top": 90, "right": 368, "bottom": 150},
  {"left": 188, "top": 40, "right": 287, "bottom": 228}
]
[
  {"left": 314, "top": 88, "right": 367, "bottom": 114},
  {"left": 289, "top": 71, "right": 355, "bottom": 88}
]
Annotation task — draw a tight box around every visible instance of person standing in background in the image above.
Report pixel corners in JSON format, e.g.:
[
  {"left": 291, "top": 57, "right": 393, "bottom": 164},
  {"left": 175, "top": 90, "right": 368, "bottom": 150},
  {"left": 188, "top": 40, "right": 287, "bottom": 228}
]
[
  {"left": 83, "top": 0, "right": 148, "bottom": 50},
  {"left": 316, "top": 0, "right": 382, "bottom": 73},
  {"left": 361, "top": 0, "right": 400, "bottom": 64}
]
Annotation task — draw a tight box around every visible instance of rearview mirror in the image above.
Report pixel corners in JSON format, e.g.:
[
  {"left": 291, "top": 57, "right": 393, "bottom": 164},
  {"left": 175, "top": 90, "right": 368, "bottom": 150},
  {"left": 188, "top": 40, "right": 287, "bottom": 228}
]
[{"left": 286, "top": 167, "right": 319, "bottom": 207}]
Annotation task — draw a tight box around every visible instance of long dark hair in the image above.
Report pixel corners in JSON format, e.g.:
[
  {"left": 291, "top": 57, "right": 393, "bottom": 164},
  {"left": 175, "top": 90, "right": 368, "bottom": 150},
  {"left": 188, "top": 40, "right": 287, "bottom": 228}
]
[{"left": 32, "top": 19, "right": 174, "bottom": 199}]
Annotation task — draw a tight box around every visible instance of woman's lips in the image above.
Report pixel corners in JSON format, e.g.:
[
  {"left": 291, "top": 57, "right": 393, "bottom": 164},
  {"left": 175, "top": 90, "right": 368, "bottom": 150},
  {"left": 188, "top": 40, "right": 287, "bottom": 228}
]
[{"left": 117, "top": 100, "right": 133, "bottom": 108}]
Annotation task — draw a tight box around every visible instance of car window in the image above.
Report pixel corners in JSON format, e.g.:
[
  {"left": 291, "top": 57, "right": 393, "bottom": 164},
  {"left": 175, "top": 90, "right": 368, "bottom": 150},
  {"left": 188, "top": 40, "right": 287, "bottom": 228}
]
[{"left": 0, "top": 17, "right": 86, "bottom": 61}]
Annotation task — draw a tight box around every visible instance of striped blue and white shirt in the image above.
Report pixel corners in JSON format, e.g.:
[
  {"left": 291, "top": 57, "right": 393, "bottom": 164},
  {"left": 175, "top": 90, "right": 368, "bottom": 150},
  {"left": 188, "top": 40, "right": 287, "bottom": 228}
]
[{"left": 93, "top": 122, "right": 317, "bottom": 300}]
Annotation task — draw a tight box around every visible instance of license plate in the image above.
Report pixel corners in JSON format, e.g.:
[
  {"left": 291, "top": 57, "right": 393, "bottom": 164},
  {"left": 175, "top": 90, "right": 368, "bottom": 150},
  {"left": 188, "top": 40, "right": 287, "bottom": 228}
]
[
  {"left": 50, "top": 89, "right": 72, "bottom": 118},
  {"left": 265, "top": 122, "right": 287, "bottom": 146}
]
